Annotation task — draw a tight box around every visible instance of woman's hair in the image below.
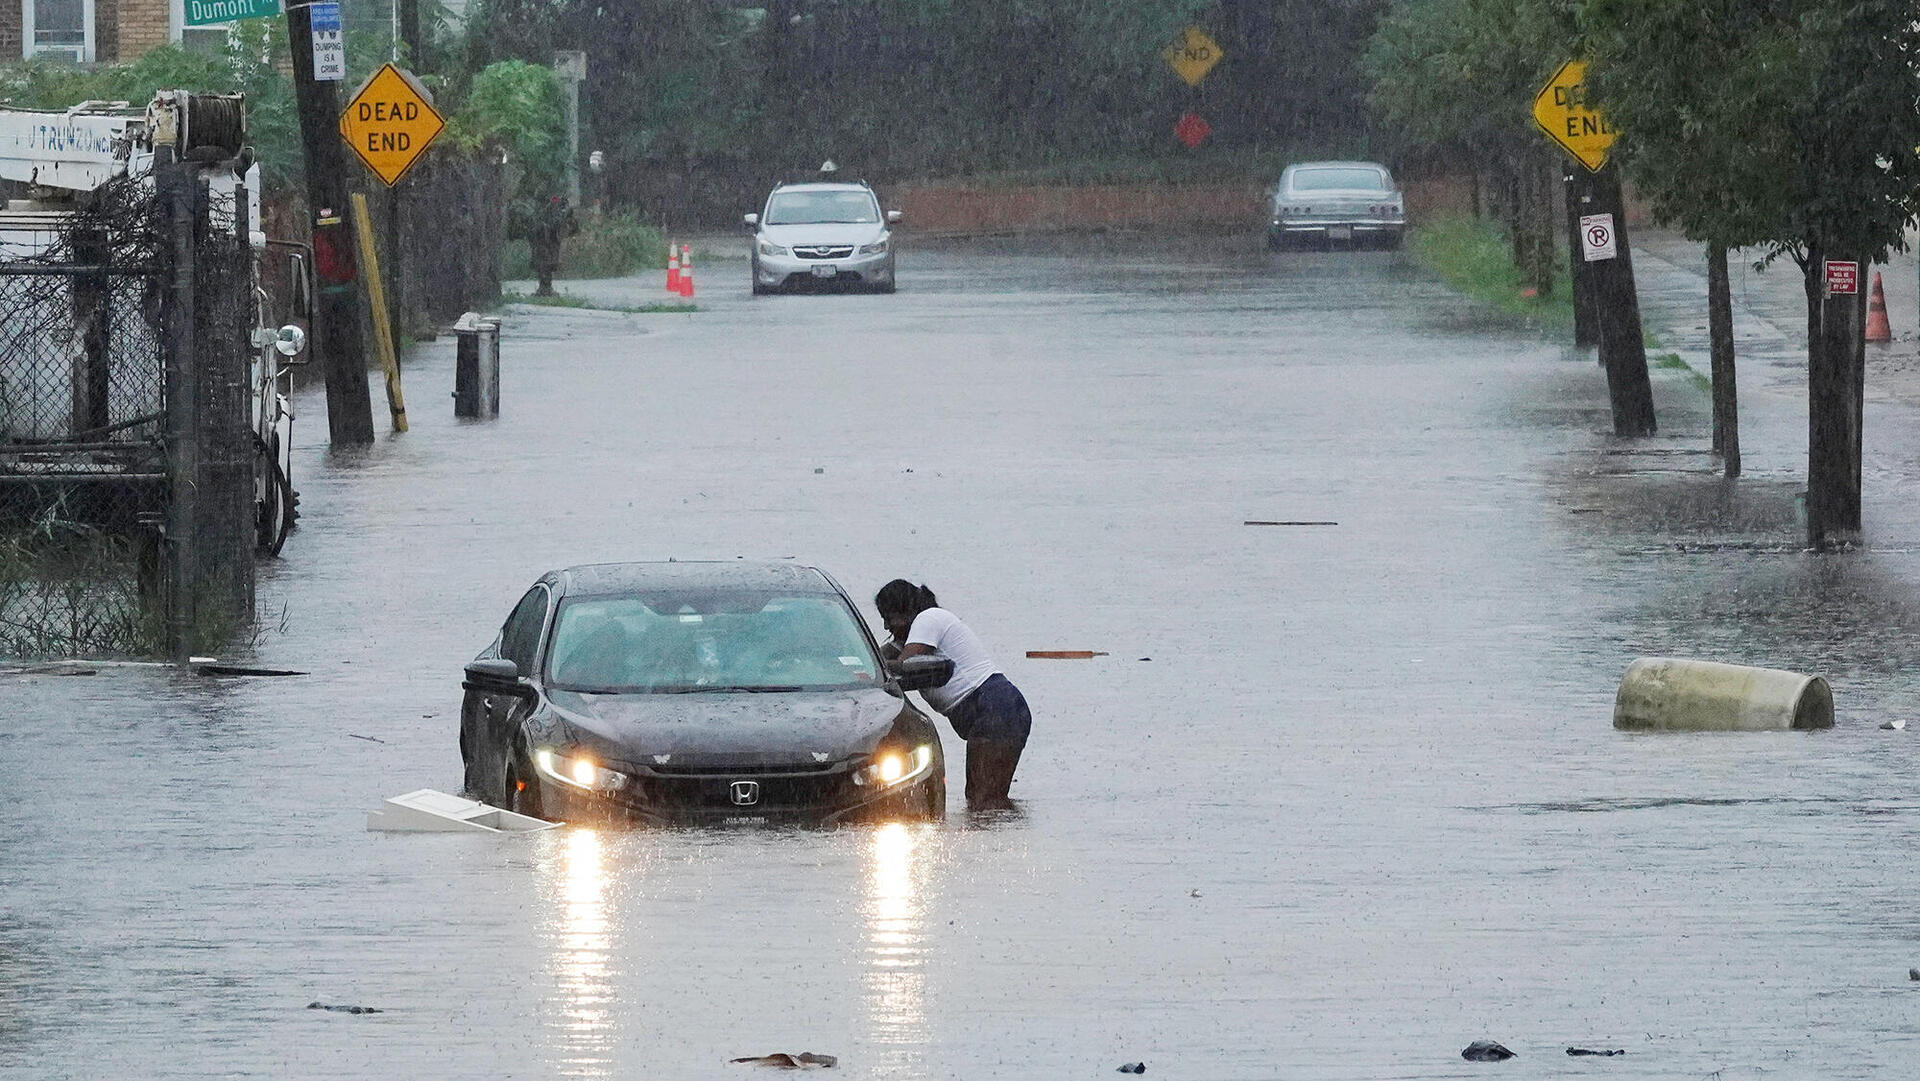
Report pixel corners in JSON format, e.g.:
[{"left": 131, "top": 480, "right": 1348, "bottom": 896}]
[{"left": 875, "top": 579, "right": 937, "bottom": 620}]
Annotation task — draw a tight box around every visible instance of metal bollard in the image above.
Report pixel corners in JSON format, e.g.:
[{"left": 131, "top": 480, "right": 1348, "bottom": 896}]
[
  {"left": 1613, "top": 657, "right": 1834, "bottom": 731},
  {"left": 452, "top": 312, "right": 501, "bottom": 418}
]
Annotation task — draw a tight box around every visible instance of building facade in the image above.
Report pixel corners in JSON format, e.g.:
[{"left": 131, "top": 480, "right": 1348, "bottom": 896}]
[{"left": 4, "top": 0, "right": 226, "bottom": 65}]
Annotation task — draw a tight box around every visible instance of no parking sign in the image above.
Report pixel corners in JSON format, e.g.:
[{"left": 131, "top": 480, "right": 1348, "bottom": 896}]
[{"left": 1580, "top": 213, "right": 1618, "bottom": 262}]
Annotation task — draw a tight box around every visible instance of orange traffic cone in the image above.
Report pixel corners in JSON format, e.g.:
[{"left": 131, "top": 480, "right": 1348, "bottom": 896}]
[
  {"left": 666, "top": 243, "right": 680, "bottom": 294},
  {"left": 678, "top": 244, "right": 695, "bottom": 299},
  {"left": 1866, "top": 271, "right": 1892, "bottom": 343}
]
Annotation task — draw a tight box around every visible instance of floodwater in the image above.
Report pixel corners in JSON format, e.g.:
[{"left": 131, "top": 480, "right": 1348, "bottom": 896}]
[{"left": 8, "top": 235, "right": 1920, "bottom": 1079}]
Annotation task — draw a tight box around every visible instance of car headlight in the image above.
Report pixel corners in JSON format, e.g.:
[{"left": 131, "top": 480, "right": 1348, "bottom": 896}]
[
  {"left": 758, "top": 239, "right": 790, "bottom": 257},
  {"left": 852, "top": 744, "right": 934, "bottom": 788},
  {"left": 535, "top": 747, "right": 629, "bottom": 791},
  {"left": 858, "top": 236, "right": 889, "bottom": 256}
]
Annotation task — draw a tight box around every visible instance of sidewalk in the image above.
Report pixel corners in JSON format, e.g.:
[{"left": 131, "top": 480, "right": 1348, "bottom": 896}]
[{"left": 1633, "top": 227, "right": 1920, "bottom": 408}]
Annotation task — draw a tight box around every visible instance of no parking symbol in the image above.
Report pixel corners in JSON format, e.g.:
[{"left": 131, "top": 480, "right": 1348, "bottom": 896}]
[{"left": 1580, "top": 213, "right": 1618, "bottom": 262}]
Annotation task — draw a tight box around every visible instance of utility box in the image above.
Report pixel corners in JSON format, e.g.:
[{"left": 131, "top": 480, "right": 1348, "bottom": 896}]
[{"left": 452, "top": 312, "right": 500, "bottom": 417}]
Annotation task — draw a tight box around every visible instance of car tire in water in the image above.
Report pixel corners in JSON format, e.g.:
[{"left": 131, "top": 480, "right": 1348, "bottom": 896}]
[{"left": 506, "top": 745, "right": 545, "bottom": 820}]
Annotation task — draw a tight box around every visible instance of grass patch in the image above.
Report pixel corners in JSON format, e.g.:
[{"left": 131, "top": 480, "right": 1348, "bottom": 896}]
[
  {"left": 1653, "top": 351, "right": 1712, "bottom": 392},
  {"left": 500, "top": 290, "right": 695, "bottom": 314},
  {"left": 1409, "top": 215, "right": 1574, "bottom": 330}
]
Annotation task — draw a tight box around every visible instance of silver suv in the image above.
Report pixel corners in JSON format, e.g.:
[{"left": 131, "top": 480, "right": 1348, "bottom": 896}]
[{"left": 745, "top": 180, "right": 900, "bottom": 295}]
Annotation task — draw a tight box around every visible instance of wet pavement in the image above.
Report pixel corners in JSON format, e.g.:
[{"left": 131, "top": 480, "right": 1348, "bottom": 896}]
[{"left": 8, "top": 233, "right": 1920, "bottom": 1079}]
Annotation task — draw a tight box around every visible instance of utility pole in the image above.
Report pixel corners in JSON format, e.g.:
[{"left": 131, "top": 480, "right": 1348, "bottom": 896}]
[
  {"left": 1806, "top": 249, "right": 1865, "bottom": 547},
  {"left": 1574, "top": 164, "right": 1657, "bottom": 436},
  {"left": 287, "top": 0, "right": 375, "bottom": 446}
]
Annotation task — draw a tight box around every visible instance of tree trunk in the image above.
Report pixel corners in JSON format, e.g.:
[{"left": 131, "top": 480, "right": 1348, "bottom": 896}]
[
  {"left": 1527, "top": 159, "right": 1555, "bottom": 298},
  {"left": 1804, "top": 244, "right": 1865, "bottom": 547},
  {"left": 1565, "top": 169, "right": 1598, "bottom": 347},
  {"left": 1706, "top": 242, "right": 1740, "bottom": 477}
]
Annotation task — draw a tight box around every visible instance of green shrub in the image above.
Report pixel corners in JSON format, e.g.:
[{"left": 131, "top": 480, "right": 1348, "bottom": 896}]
[
  {"left": 500, "top": 209, "right": 664, "bottom": 280},
  {"left": 1410, "top": 214, "right": 1573, "bottom": 327}
]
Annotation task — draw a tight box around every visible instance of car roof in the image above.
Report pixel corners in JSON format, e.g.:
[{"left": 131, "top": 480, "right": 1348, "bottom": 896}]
[
  {"left": 1284, "top": 161, "right": 1391, "bottom": 174},
  {"left": 768, "top": 181, "right": 875, "bottom": 194},
  {"left": 554, "top": 560, "right": 840, "bottom": 599}
]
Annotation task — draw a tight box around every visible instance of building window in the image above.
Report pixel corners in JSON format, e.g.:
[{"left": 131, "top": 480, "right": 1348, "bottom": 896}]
[
  {"left": 168, "top": 0, "right": 232, "bottom": 54},
  {"left": 23, "top": 0, "right": 96, "bottom": 61}
]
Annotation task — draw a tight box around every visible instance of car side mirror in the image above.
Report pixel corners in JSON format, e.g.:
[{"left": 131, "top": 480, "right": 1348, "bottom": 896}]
[
  {"left": 743, "top": 212, "right": 760, "bottom": 227},
  {"left": 893, "top": 653, "right": 954, "bottom": 692},
  {"left": 464, "top": 657, "right": 534, "bottom": 696},
  {"left": 886, "top": 209, "right": 902, "bottom": 224}
]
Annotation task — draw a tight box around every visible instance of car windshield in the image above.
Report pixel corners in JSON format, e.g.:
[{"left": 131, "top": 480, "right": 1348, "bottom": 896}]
[
  {"left": 764, "top": 190, "right": 880, "bottom": 225},
  {"left": 1290, "top": 168, "right": 1389, "bottom": 192},
  {"left": 545, "top": 591, "right": 880, "bottom": 693}
]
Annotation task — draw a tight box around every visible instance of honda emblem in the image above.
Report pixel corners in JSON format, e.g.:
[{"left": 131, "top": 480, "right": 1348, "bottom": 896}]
[{"left": 730, "top": 780, "right": 761, "bottom": 806}]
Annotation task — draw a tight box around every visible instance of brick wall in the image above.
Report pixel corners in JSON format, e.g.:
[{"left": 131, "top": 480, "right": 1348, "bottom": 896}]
[
  {"left": 117, "top": 0, "right": 169, "bottom": 57},
  {"left": 1, "top": 1, "right": 23, "bottom": 59}
]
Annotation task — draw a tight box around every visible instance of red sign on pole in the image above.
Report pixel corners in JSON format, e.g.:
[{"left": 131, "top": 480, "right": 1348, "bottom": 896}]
[
  {"left": 1825, "top": 260, "right": 1859, "bottom": 295},
  {"left": 1173, "top": 112, "right": 1211, "bottom": 149}
]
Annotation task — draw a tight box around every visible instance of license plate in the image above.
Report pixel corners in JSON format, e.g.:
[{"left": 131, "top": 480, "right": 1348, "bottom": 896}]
[
  {"left": 1328, "top": 226, "right": 1353, "bottom": 241},
  {"left": 721, "top": 815, "right": 768, "bottom": 827},
  {"left": 811, "top": 265, "right": 838, "bottom": 278}
]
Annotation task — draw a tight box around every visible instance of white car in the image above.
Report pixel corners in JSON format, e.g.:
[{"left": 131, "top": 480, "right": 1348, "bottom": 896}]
[
  {"left": 745, "top": 180, "right": 900, "bottom": 294},
  {"left": 1267, "top": 161, "right": 1406, "bottom": 250}
]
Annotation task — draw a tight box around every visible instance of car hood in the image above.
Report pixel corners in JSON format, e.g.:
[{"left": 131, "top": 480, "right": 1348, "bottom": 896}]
[
  {"left": 759, "top": 222, "right": 886, "bottom": 246},
  {"left": 547, "top": 686, "right": 908, "bottom": 768}
]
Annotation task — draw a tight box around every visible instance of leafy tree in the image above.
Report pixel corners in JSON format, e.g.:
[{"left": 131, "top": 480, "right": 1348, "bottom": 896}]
[
  {"left": 1581, "top": 0, "right": 1920, "bottom": 541},
  {"left": 1364, "top": 0, "right": 1578, "bottom": 294},
  {"left": 0, "top": 23, "right": 300, "bottom": 189}
]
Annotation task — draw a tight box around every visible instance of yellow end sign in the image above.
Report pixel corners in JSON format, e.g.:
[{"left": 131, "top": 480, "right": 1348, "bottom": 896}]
[
  {"left": 1164, "top": 26, "right": 1223, "bottom": 88},
  {"left": 339, "top": 63, "right": 446, "bottom": 186},
  {"left": 1532, "top": 59, "right": 1617, "bottom": 172}
]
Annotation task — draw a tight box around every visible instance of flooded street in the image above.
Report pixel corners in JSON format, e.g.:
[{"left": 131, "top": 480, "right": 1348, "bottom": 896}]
[{"left": 8, "top": 236, "right": 1920, "bottom": 1079}]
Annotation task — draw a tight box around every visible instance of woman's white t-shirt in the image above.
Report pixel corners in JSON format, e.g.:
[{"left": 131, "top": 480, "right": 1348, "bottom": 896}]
[{"left": 902, "top": 607, "right": 997, "bottom": 715}]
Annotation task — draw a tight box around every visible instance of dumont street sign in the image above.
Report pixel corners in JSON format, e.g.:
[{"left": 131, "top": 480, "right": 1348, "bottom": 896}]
[
  {"left": 339, "top": 64, "right": 446, "bottom": 187},
  {"left": 184, "top": 0, "right": 280, "bottom": 27},
  {"left": 1164, "top": 26, "right": 1223, "bottom": 88},
  {"left": 1532, "top": 59, "right": 1617, "bottom": 172}
]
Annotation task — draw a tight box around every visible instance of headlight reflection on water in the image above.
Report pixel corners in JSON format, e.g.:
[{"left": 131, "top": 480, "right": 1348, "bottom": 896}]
[
  {"left": 543, "top": 827, "right": 615, "bottom": 1078},
  {"left": 864, "top": 822, "right": 929, "bottom": 1056}
]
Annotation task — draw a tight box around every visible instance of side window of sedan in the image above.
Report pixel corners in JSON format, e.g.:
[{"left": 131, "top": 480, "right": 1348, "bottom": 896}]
[{"left": 500, "top": 587, "right": 550, "bottom": 675}]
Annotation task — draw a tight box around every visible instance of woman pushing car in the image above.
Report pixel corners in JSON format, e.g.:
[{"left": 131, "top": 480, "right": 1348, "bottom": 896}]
[{"left": 874, "top": 580, "right": 1031, "bottom": 811}]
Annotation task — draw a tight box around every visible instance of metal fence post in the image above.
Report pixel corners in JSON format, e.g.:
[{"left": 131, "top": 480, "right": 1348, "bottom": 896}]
[{"left": 159, "top": 163, "right": 201, "bottom": 660}]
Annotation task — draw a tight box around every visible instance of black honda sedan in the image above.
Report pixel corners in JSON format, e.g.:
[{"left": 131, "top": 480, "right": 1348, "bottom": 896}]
[{"left": 459, "top": 561, "right": 951, "bottom": 825}]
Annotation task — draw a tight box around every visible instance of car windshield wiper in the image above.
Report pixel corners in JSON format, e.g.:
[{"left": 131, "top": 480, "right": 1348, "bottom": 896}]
[{"left": 711, "top": 685, "right": 806, "bottom": 693}]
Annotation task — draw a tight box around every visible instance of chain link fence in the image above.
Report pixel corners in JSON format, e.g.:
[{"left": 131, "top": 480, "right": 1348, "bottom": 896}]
[{"left": 0, "top": 170, "right": 255, "bottom": 657}]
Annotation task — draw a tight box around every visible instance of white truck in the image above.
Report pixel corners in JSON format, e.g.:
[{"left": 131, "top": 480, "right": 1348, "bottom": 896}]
[{"left": 0, "top": 92, "right": 307, "bottom": 554}]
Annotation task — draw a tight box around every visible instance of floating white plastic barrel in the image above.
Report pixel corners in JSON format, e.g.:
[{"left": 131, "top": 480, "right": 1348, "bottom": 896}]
[{"left": 1613, "top": 657, "right": 1834, "bottom": 731}]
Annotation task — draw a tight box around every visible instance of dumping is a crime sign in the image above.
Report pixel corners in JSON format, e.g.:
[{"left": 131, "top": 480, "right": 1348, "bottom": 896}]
[{"left": 339, "top": 65, "right": 445, "bottom": 187}]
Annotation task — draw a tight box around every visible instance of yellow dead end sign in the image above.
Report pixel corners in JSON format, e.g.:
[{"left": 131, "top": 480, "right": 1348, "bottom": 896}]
[
  {"left": 1164, "top": 26, "right": 1223, "bottom": 88},
  {"left": 1532, "top": 59, "right": 1617, "bottom": 172},
  {"left": 339, "top": 63, "right": 446, "bottom": 186}
]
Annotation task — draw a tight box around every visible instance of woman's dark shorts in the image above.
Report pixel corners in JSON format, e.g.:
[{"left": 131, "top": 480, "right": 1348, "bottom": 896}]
[{"left": 944, "top": 673, "right": 1031, "bottom": 745}]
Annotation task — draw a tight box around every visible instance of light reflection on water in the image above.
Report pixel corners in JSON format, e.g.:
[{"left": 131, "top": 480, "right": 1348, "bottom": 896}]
[
  {"left": 863, "top": 822, "right": 927, "bottom": 1070},
  {"left": 545, "top": 828, "right": 615, "bottom": 1078}
]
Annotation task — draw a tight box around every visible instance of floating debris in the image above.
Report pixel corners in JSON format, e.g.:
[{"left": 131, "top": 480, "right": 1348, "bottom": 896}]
[
  {"left": 347, "top": 733, "right": 387, "bottom": 744},
  {"left": 1116, "top": 1064, "right": 1146, "bottom": 1074},
  {"left": 730, "top": 1052, "right": 837, "bottom": 1069},
  {"left": 307, "top": 1001, "right": 381, "bottom": 1014},
  {"left": 194, "top": 664, "right": 308, "bottom": 677},
  {"left": 1566, "top": 1047, "right": 1624, "bottom": 1057},
  {"left": 1882, "top": 718, "right": 1907, "bottom": 730},
  {"left": 1025, "top": 650, "right": 1107, "bottom": 659},
  {"left": 1462, "top": 1040, "right": 1514, "bottom": 1062},
  {"left": 1243, "top": 520, "right": 1338, "bottom": 526}
]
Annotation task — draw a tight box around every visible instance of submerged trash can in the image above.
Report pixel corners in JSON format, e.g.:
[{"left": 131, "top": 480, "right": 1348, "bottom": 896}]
[
  {"left": 1613, "top": 657, "right": 1834, "bottom": 731},
  {"left": 453, "top": 312, "right": 501, "bottom": 418}
]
